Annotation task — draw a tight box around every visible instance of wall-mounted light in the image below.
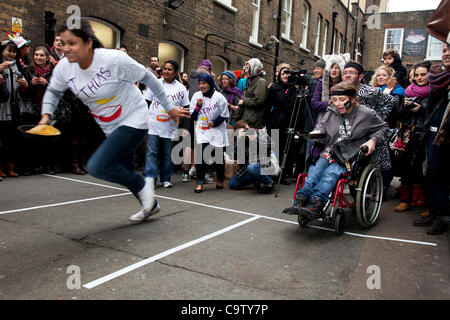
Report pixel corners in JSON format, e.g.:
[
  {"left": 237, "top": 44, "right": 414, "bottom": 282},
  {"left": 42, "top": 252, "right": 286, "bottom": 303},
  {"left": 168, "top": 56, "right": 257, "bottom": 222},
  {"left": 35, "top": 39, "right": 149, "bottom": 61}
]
[{"left": 164, "top": 0, "right": 184, "bottom": 10}]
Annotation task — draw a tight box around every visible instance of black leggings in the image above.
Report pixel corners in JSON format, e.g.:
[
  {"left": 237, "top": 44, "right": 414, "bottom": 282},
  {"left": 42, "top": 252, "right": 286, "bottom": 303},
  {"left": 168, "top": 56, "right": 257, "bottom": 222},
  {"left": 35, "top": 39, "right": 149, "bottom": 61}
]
[{"left": 195, "top": 143, "right": 225, "bottom": 185}]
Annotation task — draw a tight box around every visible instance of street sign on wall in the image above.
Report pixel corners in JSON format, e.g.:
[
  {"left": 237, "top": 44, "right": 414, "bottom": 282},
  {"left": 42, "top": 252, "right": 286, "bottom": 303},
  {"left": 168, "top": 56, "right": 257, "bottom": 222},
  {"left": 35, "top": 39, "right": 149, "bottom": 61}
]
[
  {"left": 12, "top": 17, "right": 23, "bottom": 33},
  {"left": 403, "top": 28, "right": 427, "bottom": 56}
]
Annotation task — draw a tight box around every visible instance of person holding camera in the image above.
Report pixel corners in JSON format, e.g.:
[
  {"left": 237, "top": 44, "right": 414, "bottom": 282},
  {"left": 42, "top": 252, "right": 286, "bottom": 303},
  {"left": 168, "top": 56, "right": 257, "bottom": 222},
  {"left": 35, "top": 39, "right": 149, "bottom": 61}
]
[
  {"left": 0, "top": 40, "right": 29, "bottom": 178},
  {"left": 394, "top": 61, "right": 431, "bottom": 212},
  {"left": 267, "top": 65, "right": 298, "bottom": 185},
  {"left": 228, "top": 120, "right": 275, "bottom": 194}
]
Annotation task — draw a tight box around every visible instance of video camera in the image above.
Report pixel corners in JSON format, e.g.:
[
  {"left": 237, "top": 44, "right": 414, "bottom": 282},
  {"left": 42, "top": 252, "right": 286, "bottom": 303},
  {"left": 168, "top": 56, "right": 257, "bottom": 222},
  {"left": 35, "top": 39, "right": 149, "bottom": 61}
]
[{"left": 286, "top": 69, "right": 308, "bottom": 86}]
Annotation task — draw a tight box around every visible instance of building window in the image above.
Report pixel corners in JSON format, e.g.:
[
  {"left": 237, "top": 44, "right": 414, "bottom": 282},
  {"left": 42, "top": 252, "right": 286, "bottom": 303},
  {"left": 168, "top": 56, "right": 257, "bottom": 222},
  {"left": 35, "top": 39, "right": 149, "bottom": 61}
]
[
  {"left": 213, "top": 0, "right": 237, "bottom": 13},
  {"left": 88, "top": 18, "right": 121, "bottom": 49},
  {"left": 158, "top": 41, "right": 185, "bottom": 72},
  {"left": 210, "top": 56, "right": 228, "bottom": 79},
  {"left": 300, "top": 2, "right": 310, "bottom": 49},
  {"left": 426, "top": 35, "right": 444, "bottom": 61},
  {"left": 281, "top": 0, "right": 293, "bottom": 41},
  {"left": 383, "top": 28, "right": 404, "bottom": 56},
  {"left": 322, "top": 20, "right": 328, "bottom": 57},
  {"left": 249, "top": 0, "right": 262, "bottom": 47},
  {"left": 338, "top": 33, "right": 343, "bottom": 54},
  {"left": 332, "top": 29, "right": 337, "bottom": 54},
  {"left": 314, "top": 15, "right": 322, "bottom": 57}
]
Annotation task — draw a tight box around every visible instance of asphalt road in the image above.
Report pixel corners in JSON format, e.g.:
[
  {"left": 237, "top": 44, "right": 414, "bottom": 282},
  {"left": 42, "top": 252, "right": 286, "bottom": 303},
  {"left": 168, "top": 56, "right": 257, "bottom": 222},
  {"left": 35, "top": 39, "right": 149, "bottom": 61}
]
[{"left": 0, "top": 171, "right": 449, "bottom": 301}]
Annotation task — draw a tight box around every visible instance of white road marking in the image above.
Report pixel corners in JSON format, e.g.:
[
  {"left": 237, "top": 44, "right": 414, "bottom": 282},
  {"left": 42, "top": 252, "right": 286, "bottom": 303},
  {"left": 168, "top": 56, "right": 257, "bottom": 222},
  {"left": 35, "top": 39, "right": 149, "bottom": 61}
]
[
  {"left": 41, "top": 175, "right": 438, "bottom": 248},
  {"left": 83, "top": 216, "right": 260, "bottom": 289},
  {"left": 0, "top": 193, "right": 131, "bottom": 215}
]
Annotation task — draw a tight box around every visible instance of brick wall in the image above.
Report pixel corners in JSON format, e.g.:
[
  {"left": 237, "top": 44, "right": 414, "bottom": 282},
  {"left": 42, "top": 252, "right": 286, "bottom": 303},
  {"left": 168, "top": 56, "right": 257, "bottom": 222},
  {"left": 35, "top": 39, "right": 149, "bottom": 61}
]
[
  {"left": 363, "top": 10, "right": 440, "bottom": 73},
  {"left": 0, "top": 0, "right": 366, "bottom": 82}
]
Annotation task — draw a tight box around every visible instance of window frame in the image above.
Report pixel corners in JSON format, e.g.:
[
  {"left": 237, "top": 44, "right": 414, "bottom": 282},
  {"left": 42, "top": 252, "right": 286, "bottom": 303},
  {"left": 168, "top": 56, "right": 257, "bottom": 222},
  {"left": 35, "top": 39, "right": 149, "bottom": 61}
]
[
  {"left": 300, "top": 2, "right": 310, "bottom": 50},
  {"left": 383, "top": 28, "right": 404, "bottom": 57},
  {"left": 425, "top": 35, "right": 444, "bottom": 61},
  {"left": 281, "top": 0, "right": 293, "bottom": 41},
  {"left": 322, "top": 20, "right": 328, "bottom": 57},
  {"left": 249, "top": 0, "right": 262, "bottom": 48},
  {"left": 314, "top": 15, "right": 322, "bottom": 57},
  {"left": 212, "top": 0, "right": 237, "bottom": 13}
]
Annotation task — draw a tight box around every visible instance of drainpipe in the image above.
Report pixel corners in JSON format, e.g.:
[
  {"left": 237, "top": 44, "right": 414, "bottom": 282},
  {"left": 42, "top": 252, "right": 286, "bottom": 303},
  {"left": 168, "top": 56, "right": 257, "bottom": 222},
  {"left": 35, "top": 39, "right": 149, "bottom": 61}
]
[
  {"left": 274, "top": 0, "right": 283, "bottom": 80},
  {"left": 343, "top": 0, "right": 350, "bottom": 52}
]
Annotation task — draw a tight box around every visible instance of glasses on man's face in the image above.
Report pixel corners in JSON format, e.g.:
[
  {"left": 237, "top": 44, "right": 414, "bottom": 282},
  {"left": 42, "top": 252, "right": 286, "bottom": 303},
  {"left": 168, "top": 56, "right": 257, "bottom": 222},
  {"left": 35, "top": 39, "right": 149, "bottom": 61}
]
[{"left": 343, "top": 71, "right": 359, "bottom": 76}]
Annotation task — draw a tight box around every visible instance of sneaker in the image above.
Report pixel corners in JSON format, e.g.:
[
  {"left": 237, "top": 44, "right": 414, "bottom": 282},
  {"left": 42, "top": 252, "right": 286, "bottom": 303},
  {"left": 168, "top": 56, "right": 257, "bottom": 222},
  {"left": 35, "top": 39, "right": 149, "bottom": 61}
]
[
  {"left": 129, "top": 201, "right": 161, "bottom": 222},
  {"left": 205, "top": 173, "right": 214, "bottom": 184},
  {"left": 189, "top": 166, "right": 196, "bottom": 178},
  {"left": 137, "top": 177, "right": 155, "bottom": 212},
  {"left": 182, "top": 173, "right": 189, "bottom": 183},
  {"left": 162, "top": 181, "right": 173, "bottom": 188}
]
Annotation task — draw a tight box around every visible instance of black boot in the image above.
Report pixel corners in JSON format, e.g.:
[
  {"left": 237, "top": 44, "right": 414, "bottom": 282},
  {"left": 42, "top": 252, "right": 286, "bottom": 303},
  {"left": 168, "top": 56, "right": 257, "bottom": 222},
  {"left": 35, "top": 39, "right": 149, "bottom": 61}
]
[
  {"left": 302, "top": 197, "right": 325, "bottom": 220},
  {"left": 282, "top": 195, "right": 308, "bottom": 215}
]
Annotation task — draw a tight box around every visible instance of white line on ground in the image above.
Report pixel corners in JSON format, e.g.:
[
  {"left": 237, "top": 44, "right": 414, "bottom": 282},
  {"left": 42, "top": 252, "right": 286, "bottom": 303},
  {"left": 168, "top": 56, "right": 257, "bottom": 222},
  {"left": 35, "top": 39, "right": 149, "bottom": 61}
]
[
  {"left": 83, "top": 216, "right": 260, "bottom": 289},
  {"left": 0, "top": 193, "right": 131, "bottom": 216},
  {"left": 42, "top": 174, "right": 438, "bottom": 247}
]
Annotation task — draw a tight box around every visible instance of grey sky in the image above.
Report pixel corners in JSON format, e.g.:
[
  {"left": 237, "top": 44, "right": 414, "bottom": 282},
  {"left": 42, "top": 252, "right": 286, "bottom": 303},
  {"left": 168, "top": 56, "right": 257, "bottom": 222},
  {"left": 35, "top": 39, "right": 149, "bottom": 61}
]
[{"left": 388, "top": 0, "right": 441, "bottom": 12}]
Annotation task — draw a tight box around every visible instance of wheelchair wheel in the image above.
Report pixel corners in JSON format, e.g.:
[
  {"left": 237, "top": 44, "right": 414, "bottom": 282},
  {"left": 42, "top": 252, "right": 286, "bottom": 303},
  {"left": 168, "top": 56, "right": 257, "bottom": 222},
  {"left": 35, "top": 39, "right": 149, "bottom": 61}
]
[
  {"left": 355, "top": 164, "right": 383, "bottom": 228},
  {"left": 334, "top": 208, "right": 346, "bottom": 235}
]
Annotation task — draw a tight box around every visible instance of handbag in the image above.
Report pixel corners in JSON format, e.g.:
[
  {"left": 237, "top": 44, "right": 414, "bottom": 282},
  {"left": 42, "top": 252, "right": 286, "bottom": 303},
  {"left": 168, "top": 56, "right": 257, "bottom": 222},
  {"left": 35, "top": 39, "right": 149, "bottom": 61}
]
[{"left": 389, "top": 126, "right": 412, "bottom": 155}]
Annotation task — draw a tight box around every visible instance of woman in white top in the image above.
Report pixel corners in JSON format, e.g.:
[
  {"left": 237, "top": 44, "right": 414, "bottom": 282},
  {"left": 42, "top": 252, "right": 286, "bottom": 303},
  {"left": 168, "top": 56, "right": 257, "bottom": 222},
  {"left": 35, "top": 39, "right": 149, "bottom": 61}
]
[
  {"left": 38, "top": 19, "right": 189, "bottom": 222},
  {"left": 145, "top": 60, "right": 189, "bottom": 188},
  {"left": 190, "top": 73, "right": 229, "bottom": 193}
]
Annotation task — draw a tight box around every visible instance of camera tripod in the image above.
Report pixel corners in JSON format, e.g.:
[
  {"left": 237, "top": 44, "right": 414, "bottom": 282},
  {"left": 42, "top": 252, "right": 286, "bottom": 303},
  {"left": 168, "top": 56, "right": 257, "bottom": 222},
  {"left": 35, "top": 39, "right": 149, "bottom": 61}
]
[{"left": 274, "top": 85, "right": 314, "bottom": 197}]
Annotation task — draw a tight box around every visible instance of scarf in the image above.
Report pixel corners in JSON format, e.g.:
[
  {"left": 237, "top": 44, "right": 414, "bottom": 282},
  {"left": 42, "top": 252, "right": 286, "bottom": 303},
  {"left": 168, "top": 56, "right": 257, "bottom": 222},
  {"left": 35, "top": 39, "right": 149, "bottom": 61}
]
[
  {"left": 428, "top": 69, "right": 450, "bottom": 93},
  {"left": 222, "top": 86, "right": 242, "bottom": 105},
  {"left": 34, "top": 64, "right": 51, "bottom": 78},
  {"left": 405, "top": 82, "right": 430, "bottom": 99}
]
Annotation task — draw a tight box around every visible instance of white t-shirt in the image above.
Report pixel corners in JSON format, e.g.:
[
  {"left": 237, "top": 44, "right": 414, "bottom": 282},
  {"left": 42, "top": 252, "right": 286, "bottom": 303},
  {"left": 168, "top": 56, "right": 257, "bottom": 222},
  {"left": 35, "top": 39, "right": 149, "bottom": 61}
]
[
  {"left": 189, "top": 91, "right": 229, "bottom": 147},
  {"left": 147, "top": 79, "right": 189, "bottom": 139},
  {"left": 43, "top": 48, "right": 172, "bottom": 136}
]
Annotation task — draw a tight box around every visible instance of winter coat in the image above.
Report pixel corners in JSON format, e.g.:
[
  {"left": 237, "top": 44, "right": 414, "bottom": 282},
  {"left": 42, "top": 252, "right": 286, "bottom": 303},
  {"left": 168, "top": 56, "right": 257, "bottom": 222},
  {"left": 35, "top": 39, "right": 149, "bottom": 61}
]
[{"left": 235, "top": 76, "right": 268, "bottom": 129}]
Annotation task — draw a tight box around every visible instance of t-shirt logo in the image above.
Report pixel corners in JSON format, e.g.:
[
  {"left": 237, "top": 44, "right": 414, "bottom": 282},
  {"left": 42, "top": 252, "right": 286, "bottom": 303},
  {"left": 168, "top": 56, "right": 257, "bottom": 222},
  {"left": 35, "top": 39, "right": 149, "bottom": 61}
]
[
  {"left": 91, "top": 96, "right": 122, "bottom": 123},
  {"left": 156, "top": 110, "right": 171, "bottom": 122}
]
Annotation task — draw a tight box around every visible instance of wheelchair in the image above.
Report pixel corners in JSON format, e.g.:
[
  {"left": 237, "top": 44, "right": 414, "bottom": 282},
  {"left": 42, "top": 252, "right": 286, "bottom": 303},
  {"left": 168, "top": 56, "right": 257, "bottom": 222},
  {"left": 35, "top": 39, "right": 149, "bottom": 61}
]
[{"left": 289, "top": 136, "right": 383, "bottom": 235}]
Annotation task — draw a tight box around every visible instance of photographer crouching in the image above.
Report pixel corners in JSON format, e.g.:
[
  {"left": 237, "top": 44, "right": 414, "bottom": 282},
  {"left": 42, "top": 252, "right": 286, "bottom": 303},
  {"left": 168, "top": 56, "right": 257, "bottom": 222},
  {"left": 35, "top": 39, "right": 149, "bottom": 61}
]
[{"left": 228, "top": 120, "right": 278, "bottom": 194}]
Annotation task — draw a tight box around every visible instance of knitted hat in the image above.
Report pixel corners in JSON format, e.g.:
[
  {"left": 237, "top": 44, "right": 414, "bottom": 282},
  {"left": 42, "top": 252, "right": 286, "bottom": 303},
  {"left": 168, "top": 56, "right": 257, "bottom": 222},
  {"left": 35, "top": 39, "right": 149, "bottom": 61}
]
[
  {"left": 199, "top": 59, "right": 213, "bottom": 72},
  {"left": 313, "top": 59, "right": 326, "bottom": 69},
  {"left": 221, "top": 70, "right": 236, "bottom": 83}
]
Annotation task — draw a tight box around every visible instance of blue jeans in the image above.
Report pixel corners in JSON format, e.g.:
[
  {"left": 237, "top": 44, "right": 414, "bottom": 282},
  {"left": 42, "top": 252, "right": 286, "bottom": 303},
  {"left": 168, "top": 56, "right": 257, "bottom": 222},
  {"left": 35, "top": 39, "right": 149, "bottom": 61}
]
[
  {"left": 145, "top": 134, "right": 174, "bottom": 183},
  {"left": 87, "top": 126, "right": 147, "bottom": 196},
  {"left": 229, "top": 163, "right": 273, "bottom": 190},
  {"left": 296, "top": 157, "right": 347, "bottom": 203}
]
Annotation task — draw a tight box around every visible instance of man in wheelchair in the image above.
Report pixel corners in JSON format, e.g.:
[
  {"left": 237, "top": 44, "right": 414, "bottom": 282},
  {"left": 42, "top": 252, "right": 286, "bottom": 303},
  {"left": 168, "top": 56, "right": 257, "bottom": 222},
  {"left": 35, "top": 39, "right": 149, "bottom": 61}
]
[{"left": 283, "top": 82, "right": 389, "bottom": 220}]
